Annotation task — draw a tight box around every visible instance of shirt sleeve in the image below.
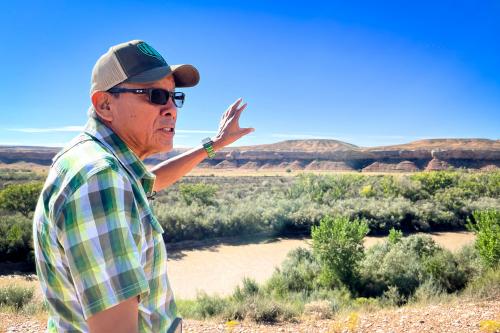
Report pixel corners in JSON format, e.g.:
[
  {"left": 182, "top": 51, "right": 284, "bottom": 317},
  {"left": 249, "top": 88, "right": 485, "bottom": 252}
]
[{"left": 57, "top": 166, "right": 149, "bottom": 319}]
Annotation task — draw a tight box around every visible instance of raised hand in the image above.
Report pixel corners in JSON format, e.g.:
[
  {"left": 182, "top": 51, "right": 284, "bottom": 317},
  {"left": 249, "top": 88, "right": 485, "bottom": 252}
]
[{"left": 213, "top": 98, "right": 254, "bottom": 150}]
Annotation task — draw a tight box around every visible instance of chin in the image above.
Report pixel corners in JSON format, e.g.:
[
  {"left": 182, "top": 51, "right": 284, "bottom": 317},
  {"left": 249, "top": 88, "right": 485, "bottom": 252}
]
[
  {"left": 159, "top": 142, "right": 174, "bottom": 153},
  {"left": 143, "top": 143, "right": 173, "bottom": 159}
]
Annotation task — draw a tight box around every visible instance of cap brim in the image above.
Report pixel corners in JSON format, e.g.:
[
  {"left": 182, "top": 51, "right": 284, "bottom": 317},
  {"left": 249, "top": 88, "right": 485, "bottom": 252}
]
[
  {"left": 125, "top": 64, "right": 200, "bottom": 88},
  {"left": 171, "top": 64, "right": 200, "bottom": 88}
]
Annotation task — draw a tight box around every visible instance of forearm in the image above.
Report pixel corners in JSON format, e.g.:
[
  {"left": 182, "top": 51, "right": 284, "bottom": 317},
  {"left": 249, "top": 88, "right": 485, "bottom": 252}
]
[{"left": 150, "top": 142, "right": 221, "bottom": 192}]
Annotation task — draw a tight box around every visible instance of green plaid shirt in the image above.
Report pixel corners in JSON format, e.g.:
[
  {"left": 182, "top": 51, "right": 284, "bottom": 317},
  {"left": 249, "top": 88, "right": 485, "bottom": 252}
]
[{"left": 33, "top": 117, "right": 180, "bottom": 332}]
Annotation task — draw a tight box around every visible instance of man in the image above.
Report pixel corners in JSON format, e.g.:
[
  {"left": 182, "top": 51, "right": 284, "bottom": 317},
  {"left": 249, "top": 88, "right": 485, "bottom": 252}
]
[{"left": 33, "top": 40, "right": 253, "bottom": 333}]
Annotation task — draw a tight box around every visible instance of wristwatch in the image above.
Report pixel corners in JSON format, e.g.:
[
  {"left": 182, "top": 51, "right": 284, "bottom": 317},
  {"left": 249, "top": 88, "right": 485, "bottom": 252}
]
[{"left": 202, "top": 137, "right": 216, "bottom": 158}]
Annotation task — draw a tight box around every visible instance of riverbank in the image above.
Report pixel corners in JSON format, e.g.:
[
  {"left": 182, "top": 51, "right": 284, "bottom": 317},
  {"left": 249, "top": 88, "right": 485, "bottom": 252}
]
[{"left": 167, "top": 231, "right": 475, "bottom": 299}]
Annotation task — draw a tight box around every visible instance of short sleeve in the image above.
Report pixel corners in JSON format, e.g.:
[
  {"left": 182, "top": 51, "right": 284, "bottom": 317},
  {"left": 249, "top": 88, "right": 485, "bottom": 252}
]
[{"left": 57, "top": 167, "right": 149, "bottom": 319}]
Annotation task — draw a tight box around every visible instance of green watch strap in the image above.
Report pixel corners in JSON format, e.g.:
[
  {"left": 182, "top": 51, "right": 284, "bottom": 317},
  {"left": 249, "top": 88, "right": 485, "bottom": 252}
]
[{"left": 202, "top": 138, "right": 216, "bottom": 158}]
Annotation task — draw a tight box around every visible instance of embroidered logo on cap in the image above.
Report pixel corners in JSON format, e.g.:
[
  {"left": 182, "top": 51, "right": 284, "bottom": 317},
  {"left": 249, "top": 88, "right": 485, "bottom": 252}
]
[{"left": 137, "top": 42, "right": 166, "bottom": 63}]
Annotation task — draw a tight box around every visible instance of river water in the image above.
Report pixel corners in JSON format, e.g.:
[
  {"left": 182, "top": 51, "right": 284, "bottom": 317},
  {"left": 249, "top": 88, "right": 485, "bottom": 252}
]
[{"left": 167, "top": 231, "right": 475, "bottom": 299}]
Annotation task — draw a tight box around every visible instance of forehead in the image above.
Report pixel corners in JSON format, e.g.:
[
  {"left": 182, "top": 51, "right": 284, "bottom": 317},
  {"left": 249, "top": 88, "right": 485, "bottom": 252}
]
[{"left": 121, "top": 74, "right": 175, "bottom": 89}]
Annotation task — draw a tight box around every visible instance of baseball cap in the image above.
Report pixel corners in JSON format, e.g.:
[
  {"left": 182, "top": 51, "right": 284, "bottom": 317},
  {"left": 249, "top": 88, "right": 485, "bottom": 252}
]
[{"left": 90, "top": 40, "right": 200, "bottom": 94}]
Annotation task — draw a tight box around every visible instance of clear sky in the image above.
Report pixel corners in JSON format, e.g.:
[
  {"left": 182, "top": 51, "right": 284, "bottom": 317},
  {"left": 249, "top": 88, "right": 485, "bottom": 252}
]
[{"left": 0, "top": 0, "right": 498, "bottom": 148}]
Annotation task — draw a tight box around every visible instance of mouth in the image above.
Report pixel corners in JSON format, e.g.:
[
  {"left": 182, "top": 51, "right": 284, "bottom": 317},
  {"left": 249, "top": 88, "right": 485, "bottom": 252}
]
[{"left": 159, "top": 127, "right": 175, "bottom": 134}]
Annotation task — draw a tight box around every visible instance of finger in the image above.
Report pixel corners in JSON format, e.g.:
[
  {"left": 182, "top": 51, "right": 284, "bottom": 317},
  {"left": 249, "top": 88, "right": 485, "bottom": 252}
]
[
  {"left": 234, "top": 102, "right": 248, "bottom": 121},
  {"left": 228, "top": 98, "right": 241, "bottom": 112},
  {"left": 222, "top": 99, "right": 239, "bottom": 119},
  {"left": 237, "top": 102, "right": 247, "bottom": 112},
  {"left": 239, "top": 127, "right": 255, "bottom": 136},
  {"left": 230, "top": 98, "right": 243, "bottom": 114},
  {"left": 222, "top": 100, "right": 239, "bottom": 124},
  {"left": 232, "top": 97, "right": 243, "bottom": 108}
]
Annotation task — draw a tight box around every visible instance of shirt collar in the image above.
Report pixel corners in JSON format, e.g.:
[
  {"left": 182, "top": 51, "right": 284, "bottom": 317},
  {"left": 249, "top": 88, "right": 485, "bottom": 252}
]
[{"left": 83, "top": 117, "right": 155, "bottom": 194}]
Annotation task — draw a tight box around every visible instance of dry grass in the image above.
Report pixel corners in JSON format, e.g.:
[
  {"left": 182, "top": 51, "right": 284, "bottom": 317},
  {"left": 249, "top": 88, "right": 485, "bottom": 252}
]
[
  {"left": 0, "top": 276, "right": 42, "bottom": 303},
  {"left": 183, "top": 168, "right": 412, "bottom": 177}
]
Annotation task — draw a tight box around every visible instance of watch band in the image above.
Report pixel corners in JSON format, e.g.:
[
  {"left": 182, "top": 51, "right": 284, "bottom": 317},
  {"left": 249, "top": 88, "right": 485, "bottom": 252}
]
[{"left": 202, "top": 137, "right": 216, "bottom": 158}]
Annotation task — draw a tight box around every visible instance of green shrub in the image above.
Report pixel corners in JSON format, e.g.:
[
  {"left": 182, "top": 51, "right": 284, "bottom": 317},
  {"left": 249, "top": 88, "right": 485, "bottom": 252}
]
[
  {"left": 457, "top": 171, "right": 500, "bottom": 198},
  {"left": 312, "top": 215, "right": 368, "bottom": 291},
  {"left": 388, "top": 228, "right": 403, "bottom": 245},
  {"left": 454, "top": 244, "right": 484, "bottom": 282},
  {"left": 308, "top": 287, "right": 352, "bottom": 312},
  {"left": 151, "top": 172, "right": 499, "bottom": 243},
  {"left": 178, "top": 183, "right": 218, "bottom": 206},
  {"left": 411, "top": 171, "right": 457, "bottom": 196},
  {"left": 0, "top": 182, "right": 43, "bottom": 217},
  {"left": 377, "top": 176, "right": 401, "bottom": 198},
  {"left": 233, "top": 277, "right": 259, "bottom": 301},
  {"left": 360, "top": 234, "right": 477, "bottom": 299},
  {"left": 0, "top": 285, "right": 34, "bottom": 309},
  {"left": 404, "top": 234, "right": 441, "bottom": 257},
  {"left": 176, "top": 299, "right": 198, "bottom": 318},
  {"left": 410, "top": 279, "right": 446, "bottom": 303},
  {"left": 463, "top": 268, "right": 500, "bottom": 300},
  {"left": 422, "top": 249, "right": 467, "bottom": 292},
  {"left": 228, "top": 295, "right": 301, "bottom": 323},
  {"left": 0, "top": 214, "right": 33, "bottom": 263},
  {"left": 351, "top": 297, "right": 380, "bottom": 311},
  {"left": 303, "top": 300, "right": 334, "bottom": 319},
  {"left": 467, "top": 210, "right": 500, "bottom": 268},
  {"left": 373, "top": 243, "right": 422, "bottom": 297},
  {"left": 380, "top": 285, "right": 405, "bottom": 306},
  {"left": 189, "top": 292, "right": 227, "bottom": 319},
  {"left": 245, "top": 297, "right": 286, "bottom": 323},
  {"left": 359, "top": 235, "right": 441, "bottom": 298},
  {"left": 265, "top": 247, "right": 321, "bottom": 297},
  {"left": 0, "top": 168, "right": 43, "bottom": 188},
  {"left": 359, "top": 184, "right": 375, "bottom": 198}
]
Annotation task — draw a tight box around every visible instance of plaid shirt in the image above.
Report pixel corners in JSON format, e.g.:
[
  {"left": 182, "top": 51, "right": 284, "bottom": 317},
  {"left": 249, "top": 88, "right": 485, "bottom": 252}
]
[{"left": 33, "top": 117, "right": 180, "bottom": 332}]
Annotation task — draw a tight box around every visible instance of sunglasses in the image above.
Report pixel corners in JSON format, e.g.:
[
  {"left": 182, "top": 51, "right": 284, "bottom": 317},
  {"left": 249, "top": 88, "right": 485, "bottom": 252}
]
[{"left": 107, "top": 87, "right": 185, "bottom": 108}]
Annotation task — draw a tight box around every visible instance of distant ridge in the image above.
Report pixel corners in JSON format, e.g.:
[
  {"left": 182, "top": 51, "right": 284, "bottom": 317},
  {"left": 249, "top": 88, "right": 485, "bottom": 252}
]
[
  {"left": 0, "top": 138, "right": 499, "bottom": 172},
  {"left": 368, "top": 138, "right": 500, "bottom": 151},
  {"left": 233, "top": 139, "right": 359, "bottom": 152}
]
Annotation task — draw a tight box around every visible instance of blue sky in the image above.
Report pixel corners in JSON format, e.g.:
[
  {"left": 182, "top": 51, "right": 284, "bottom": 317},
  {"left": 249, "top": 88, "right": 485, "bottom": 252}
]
[{"left": 0, "top": 0, "right": 498, "bottom": 148}]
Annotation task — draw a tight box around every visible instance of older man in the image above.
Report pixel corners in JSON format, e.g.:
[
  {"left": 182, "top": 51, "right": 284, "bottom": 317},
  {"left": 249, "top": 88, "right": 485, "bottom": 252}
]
[{"left": 33, "top": 40, "right": 253, "bottom": 333}]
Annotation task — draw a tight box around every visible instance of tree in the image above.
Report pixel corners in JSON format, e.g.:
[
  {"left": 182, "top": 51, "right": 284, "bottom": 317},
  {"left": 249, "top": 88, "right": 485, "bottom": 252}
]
[
  {"left": 467, "top": 210, "right": 500, "bottom": 268},
  {"left": 312, "top": 215, "right": 369, "bottom": 291},
  {"left": 0, "top": 182, "right": 43, "bottom": 217}
]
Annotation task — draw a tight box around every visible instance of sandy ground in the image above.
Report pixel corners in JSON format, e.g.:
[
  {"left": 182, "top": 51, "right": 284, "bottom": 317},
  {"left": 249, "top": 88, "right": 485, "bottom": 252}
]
[
  {"left": 2, "top": 298, "right": 498, "bottom": 333},
  {"left": 182, "top": 299, "right": 500, "bottom": 333},
  {"left": 167, "top": 231, "right": 475, "bottom": 299}
]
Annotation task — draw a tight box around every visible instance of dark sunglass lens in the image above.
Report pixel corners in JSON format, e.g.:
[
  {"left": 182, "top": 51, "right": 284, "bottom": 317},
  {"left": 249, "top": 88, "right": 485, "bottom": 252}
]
[
  {"left": 150, "top": 89, "right": 169, "bottom": 105},
  {"left": 173, "top": 92, "right": 185, "bottom": 108}
]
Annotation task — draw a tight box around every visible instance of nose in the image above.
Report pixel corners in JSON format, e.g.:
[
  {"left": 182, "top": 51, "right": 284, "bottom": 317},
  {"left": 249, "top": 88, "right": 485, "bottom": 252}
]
[{"left": 159, "top": 101, "right": 177, "bottom": 120}]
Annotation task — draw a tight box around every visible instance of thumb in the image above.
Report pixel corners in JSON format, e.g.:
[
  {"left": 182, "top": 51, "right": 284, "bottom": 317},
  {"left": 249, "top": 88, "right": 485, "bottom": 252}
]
[{"left": 241, "top": 127, "right": 255, "bottom": 136}]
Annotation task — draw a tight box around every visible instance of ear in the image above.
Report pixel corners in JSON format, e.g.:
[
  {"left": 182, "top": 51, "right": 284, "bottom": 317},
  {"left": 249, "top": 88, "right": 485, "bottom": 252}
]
[{"left": 91, "top": 91, "right": 114, "bottom": 122}]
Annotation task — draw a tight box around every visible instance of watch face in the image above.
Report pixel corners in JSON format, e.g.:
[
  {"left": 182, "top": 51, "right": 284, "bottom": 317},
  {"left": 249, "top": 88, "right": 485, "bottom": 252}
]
[{"left": 202, "top": 137, "right": 212, "bottom": 145}]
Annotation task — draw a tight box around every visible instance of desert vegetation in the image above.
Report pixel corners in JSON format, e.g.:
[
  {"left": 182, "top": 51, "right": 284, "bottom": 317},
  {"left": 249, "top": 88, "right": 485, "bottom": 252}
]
[
  {"left": 0, "top": 168, "right": 499, "bottom": 267},
  {"left": 176, "top": 212, "right": 499, "bottom": 323},
  {"left": 0, "top": 167, "right": 498, "bottom": 326},
  {"left": 153, "top": 170, "right": 499, "bottom": 242}
]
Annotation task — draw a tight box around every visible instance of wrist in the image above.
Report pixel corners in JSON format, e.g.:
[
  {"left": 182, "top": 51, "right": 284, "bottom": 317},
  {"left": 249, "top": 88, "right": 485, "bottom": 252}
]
[
  {"left": 202, "top": 137, "right": 217, "bottom": 158},
  {"left": 212, "top": 137, "right": 223, "bottom": 151}
]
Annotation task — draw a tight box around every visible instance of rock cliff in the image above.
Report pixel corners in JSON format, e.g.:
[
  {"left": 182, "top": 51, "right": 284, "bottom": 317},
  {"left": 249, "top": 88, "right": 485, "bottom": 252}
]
[{"left": 1, "top": 138, "right": 499, "bottom": 172}]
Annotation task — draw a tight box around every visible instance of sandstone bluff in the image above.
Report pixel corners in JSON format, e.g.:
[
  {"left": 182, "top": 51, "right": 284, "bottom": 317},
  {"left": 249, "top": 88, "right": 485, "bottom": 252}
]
[{"left": 1, "top": 139, "right": 499, "bottom": 172}]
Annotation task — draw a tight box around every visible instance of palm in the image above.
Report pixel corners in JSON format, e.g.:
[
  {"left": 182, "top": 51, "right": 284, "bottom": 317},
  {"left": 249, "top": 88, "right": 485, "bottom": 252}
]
[{"left": 214, "top": 98, "right": 254, "bottom": 147}]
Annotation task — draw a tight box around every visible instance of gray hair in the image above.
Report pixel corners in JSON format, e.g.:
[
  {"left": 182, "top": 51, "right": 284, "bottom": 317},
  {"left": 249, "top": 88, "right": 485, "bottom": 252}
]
[{"left": 87, "top": 105, "right": 98, "bottom": 119}]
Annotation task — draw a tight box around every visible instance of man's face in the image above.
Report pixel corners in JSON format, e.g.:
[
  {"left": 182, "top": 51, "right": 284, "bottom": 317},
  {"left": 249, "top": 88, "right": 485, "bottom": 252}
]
[{"left": 107, "top": 75, "right": 177, "bottom": 159}]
